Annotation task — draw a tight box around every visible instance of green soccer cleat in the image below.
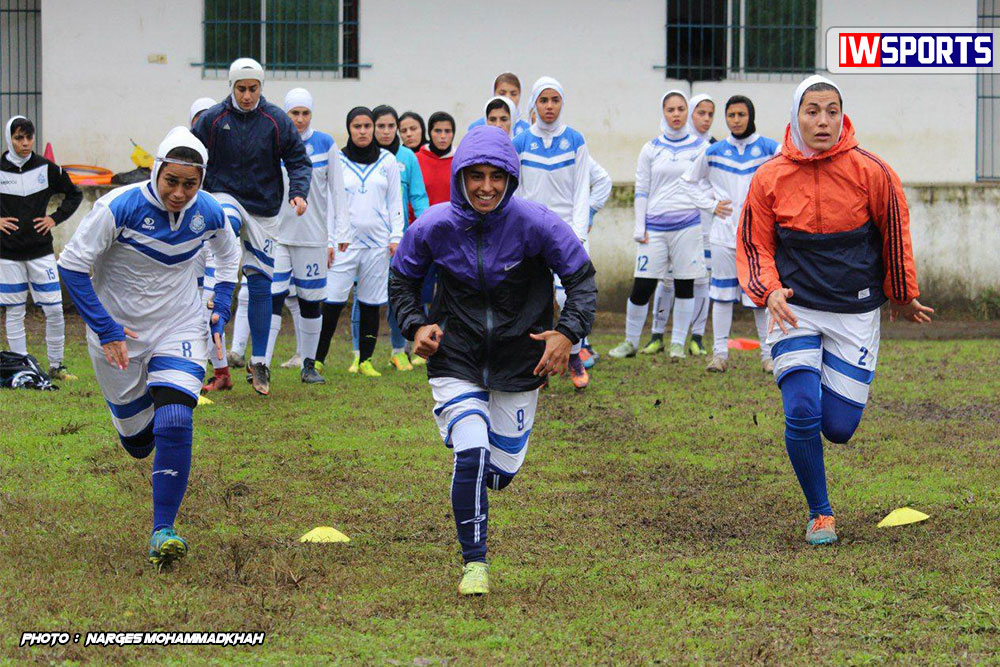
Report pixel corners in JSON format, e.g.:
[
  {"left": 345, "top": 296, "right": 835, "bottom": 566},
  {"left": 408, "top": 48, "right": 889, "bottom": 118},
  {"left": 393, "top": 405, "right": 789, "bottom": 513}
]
[
  {"left": 390, "top": 351, "right": 413, "bottom": 371},
  {"left": 358, "top": 360, "right": 382, "bottom": 377},
  {"left": 805, "top": 515, "right": 838, "bottom": 545},
  {"left": 149, "top": 528, "right": 188, "bottom": 567},
  {"left": 688, "top": 335, "right": 708, "bottom": 356},
  {"left": 669, "top": 343, "right": 686, "bottom": 361},
  {"left": 639, "top": 336, "right": 665, "bottom": 355},
  {"left": 347, "top": 351, "right": 360, "bottom": 374},
  {"left": 458, "top": 561, "right": 490, "bottom": 596},
  {"left": 608, "top": 340, "right": 638, "bottom": 359}
]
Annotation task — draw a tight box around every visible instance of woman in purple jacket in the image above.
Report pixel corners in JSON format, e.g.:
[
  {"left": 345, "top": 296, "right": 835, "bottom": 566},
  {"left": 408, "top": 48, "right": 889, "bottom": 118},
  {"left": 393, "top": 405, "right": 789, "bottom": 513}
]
[{"left": 389, "top": 125, "right": 597, "bottom": 596}]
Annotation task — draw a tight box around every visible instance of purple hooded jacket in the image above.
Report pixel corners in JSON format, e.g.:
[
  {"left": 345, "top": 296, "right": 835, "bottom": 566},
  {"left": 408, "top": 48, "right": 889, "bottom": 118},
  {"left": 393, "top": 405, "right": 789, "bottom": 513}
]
[{"left": 389, "top": 125, "right": 597, "bottom": 391}]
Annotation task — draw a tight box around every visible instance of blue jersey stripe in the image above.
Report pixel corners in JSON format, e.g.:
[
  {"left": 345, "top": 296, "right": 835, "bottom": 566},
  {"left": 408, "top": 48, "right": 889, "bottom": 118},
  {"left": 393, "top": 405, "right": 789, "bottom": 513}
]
[
  {"left": 242, "top": 240, "right": 275, "bottom": 268},
  {"left": 488, "top": 429, "right": 531, "bottom": 455},
  {"left": 822, "top": 350, "right": 875, "bottom": 384},
  {"left": 0, "top": 282, "right": 29, "bottom": 293},
  {"left": 521, "top": 158, "right": 575, "bottom": 172},
  {"left": 771, "top": 335, "right": 822, "bottom": 358},
  {"left": 29, "top": 281, "right": 61, "bottom": 292},
  {"left": 292, "top": 276, "right": 326, "bottom": 290},
  {"left": 434, "top": 391, "right": 490, "bottom": 416},
  {"left": 119, "top": 236, "right": 204, "bottom": 265},
  {"left": 106, "top": 392, "right": 153, "bottom": 419},
  {"left": 148, "top": 355, "right": 205, "bottom": 379}
]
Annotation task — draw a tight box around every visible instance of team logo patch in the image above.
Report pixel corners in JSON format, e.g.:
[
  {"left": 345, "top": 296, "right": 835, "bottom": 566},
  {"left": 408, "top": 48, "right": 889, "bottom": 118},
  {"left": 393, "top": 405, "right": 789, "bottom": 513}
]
[
  {"left": 725, "top": 149, "right": 735, "bottom": 156},
  {"left": 306, "top": 144, "right": 314, "bottom": 155},
  {"left": 37, "top": 172, "right": 46, "bottom": 184},
  {"left": 141, "top": 217, "right": 156, "bottom": 231},
  {"left": 222, "top": 123, "right": 231, "bottom": 130},
  {"left": 559, "top": 138, "right": 570, "bottom": 151},
  {"left": 189, "top": 213, "right": 206, "bottom": 234},
  {"left": 750, "top": 146, "right": 762, "bottom": 157},
  {"left": 530, "top": 142, "right": 539, "bottom": 150}
]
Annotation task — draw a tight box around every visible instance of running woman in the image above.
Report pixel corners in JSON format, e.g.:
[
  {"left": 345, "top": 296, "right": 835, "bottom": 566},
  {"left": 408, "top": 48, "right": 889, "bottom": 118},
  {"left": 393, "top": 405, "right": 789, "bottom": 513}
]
[
  {"left": 399, "top": 111, "right": 427, "bottom": 153},
  {"left": 314, "top": 107, "right": 404, "bottom": 377},
  {"left": 389, "top": 125, "right": 597, "bottom": 595},
  {"left": 57, "top": 127, "right": 240, "bottom": 566},
  {"left": 512, "top": 76, "right": 592, "bottom": 388},
  {"left": 609, "top": 90, "right": 707, "bottom": 361},
  {"left": 738, "top": 75, "right": 932, "bottom": 545},
  {"left": 191, "top": 57, "right": 311, "bottom": 396},
  {"left": 683, "top": 94, "right": 779, "bottom": 373},
  {"left": 468, "top": 73, "right": 530, "bottom": 136},
  {"left": 1, "top": 115, "right": 83, "bottom": 380},
  {"left": 347, "top": 104, "right": 429, "bottom": 372}
]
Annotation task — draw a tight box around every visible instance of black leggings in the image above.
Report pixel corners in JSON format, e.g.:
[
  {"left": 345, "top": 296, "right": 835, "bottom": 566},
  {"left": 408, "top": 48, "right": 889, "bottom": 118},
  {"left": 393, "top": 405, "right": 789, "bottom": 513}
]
[
  {"left": 316, "top": 301, "right": 380, "bottom": 363},
  {"left": 628, "top": 277, "right": 694, "bottom": 305}
]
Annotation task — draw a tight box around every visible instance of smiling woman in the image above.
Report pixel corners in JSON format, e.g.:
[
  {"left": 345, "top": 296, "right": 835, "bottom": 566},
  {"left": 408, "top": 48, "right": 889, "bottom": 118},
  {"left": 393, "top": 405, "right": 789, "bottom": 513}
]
[{"left": 461, "top": 163, "right": 509, "bottom": 213}]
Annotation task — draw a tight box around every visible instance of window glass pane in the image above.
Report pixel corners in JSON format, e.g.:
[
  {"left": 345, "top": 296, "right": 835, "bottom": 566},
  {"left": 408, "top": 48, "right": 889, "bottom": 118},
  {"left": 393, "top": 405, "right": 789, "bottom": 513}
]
[
  {"left": 205, "top": 0, "right": 261, "bottom": 68},
  {"left": 267, "top": 0, "right": 340, "bottom": 71},
  {"left": 745, "top": 0, "right": 815, "bottom": 73}
]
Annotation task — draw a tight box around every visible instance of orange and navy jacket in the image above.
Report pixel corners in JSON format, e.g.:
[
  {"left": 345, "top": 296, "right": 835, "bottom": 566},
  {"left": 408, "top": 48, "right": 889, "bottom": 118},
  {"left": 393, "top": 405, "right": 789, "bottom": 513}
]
[{"left": 737, "top": 116, "right": 919, "bottom": 314}]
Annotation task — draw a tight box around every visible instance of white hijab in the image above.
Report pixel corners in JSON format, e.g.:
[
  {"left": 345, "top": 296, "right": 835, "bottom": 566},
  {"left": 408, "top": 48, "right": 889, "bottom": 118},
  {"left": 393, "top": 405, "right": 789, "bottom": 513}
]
[
  {"left": 490, "top": 72, "right": 523, "bottom": 126},
  {"left": 4, "top": 116, "right": 31, "bottom": 168},
  {"left": 686, "top": 94, "right": 714, "bottom": 141},
  {"left": 528, "top": 76, "right": 566, "bottom": 148},
  {"left": 483, "top": 95, "right": 518, "bottom": 138},
  {"left": 189, "top": 97, "right": 216, "bottom": 124},
  {"left": 228, "top": 57, "right": 265, "bottom": 113},
  {"left": 659, "top": 90, "right": 689, "bottom": 140},
  {"left": 790, "top": 75, "right": 843, "bottom": 157},
  {"left": 151, "top": 126, "right": 209, "bottom": 209},
  {"left": 284, "top": 87, "right": 315, "bottom": 140}
]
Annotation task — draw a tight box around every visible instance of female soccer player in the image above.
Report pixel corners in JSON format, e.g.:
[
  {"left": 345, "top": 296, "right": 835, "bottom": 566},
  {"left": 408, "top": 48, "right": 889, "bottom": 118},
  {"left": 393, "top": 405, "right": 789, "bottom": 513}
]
[
  {"left": 483, "top": 96, "right": 517, "bottom": 137},
  {"left": 1, "top": 115, "right": 83, "bottom": 380},
  {"left": 682, "top": 95, "right": 779, "bottom": 373},
  {"left": 738, "top": 75, "right": 932, "bottom": 545},
  {"left": 192, "top": 57, "right": 311, "bottom": 396},
  {"left": 348, "top": 104, "right": 429, "bottom": 372},
  {"left": 399, "top": 111, "right": 427, "bottom": 153},
  {"left": 609, "top": 90, "right": 707, "bottom": 361},
  {"left": 417, "top": 111, "right": 456, "bottom": 206},
  {"left": 58, "top": 127, "right": 240, "bottom": 567},
  {"left": 468, "top": 73, "right": 530, "bottom": 136},
  {"left": 512, "top": 76, "right": 592, "bottom": 388},
  {"left": 315, "top": 107, "right": 403, "bottom": 377},
  {"left": 389, "top": 125, "right": 597, "bottom": 595}
]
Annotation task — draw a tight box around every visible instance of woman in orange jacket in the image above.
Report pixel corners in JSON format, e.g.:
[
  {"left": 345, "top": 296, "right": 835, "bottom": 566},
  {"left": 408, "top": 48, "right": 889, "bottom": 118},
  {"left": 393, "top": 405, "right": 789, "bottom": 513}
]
[{"left": 737, "top": 75, "right": 933, "bottom": 546}]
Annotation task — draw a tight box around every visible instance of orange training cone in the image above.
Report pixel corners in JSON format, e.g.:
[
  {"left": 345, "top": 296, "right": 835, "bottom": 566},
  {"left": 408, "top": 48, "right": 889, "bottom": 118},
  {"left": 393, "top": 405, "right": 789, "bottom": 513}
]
[{"left": 43, "top": 143, "right": 55, "bottom": 162}]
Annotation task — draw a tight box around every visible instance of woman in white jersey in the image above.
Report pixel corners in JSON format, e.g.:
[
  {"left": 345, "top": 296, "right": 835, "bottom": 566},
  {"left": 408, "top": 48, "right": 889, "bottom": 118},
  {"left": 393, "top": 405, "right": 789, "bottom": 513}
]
[
  {"left": 314, "top": 107, "right": 403, "bottom": 377},
  {"left": 609, "top": 90, "right": 708, "bottom": 361},
  {"left": 511, "top": 76, "right": 592, "bottom": 389}
]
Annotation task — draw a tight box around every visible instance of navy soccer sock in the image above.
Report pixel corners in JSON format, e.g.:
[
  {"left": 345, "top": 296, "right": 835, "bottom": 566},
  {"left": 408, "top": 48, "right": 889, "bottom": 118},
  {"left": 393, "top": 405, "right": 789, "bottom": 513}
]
[
  {"left": 357, "top": 303, "right": 380, "bottom": 363},
  {"left": 246, "top": 272, "right": 272, "bottom": 363},
  {"left": 120, "top": 420, "right": 155, "bottom": 459},
  {"left": 452, "top": 447, "right": 490, "bottom": 563},
  {"left": 780, "top": 369, "right": 832, "bottom": 518},
  {"left": 821, "top": 389, "right": 865, "bottom": 444},
  {"left": 486, "top": 464, "right": 515, "bottom": 491},
  {"left": 151, "top": 403, "right": 194, "bottom": 532}
]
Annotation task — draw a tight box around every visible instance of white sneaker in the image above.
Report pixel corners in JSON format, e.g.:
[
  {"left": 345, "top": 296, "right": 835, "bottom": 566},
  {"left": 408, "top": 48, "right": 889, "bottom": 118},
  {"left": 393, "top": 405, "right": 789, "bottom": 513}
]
[
  {"left": 608, "top": 341, "right": 638, "bottom": 358},
  {"left": 706, "top": 356, "right": 728, "bottom": 373},
  {"left": 281, "top": 353, "right": 303, "bottom": 369}
]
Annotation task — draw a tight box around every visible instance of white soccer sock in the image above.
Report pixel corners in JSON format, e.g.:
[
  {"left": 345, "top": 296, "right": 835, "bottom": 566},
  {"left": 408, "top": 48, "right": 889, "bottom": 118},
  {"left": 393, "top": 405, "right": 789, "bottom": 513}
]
[
  {"left": 691, "top": 278, "right": 709, "bottom": 337},
  {"left": 299, "top": 314, "right": 322, "bottom": 361},
  {"left": 555, "top": 287, "right": 566, "bottom": 311},
  {"left": 625, "top": 298, "right": 649, "bottom": 347},
  {"left": 210, "top": 333, "right": 228, "bottom": 370},
  {"left": 285, "top": 295, "right": 305, "bottom": 358},
  {"left": 651, "top": 281, "right": 673, "bottom": 335},
  {"left": 570, "top": 341, "right": 582, "bottom": 355},
  {"left": 5, "top": 304, "right": 27, "bottom": 354},
  {"left": 264, "top": 314, "right": 282, "bottom": 366},
  {"left": 670, "top": 297, "right": 695, "bottom": 347},
  {"left": 230, "top": 288, "right": 250, "bottom": 355},
  {"left": 712, "top": 300, "right": 733, "bottom": 358},
  {"left": 41, "top": 304, "right": 65, "bottom": 366},
  {"left": 754, "top": 308, "right": 772, "bottom": 359}
]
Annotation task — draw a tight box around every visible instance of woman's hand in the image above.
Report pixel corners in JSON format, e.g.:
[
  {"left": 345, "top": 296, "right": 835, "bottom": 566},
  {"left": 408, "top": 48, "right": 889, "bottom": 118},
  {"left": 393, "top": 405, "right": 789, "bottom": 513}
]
[
  {"left": 102, "top": 327, "right": 139, "bottom": 370},
  {"left": 890, "top": 298, "right": 934, "bottom": 324},
  {"left": 713, "top": 200, "right": 733, "bottom": 218},
  {"left": 530, "top": 330, "right": 572, "bottom": 377},
  {"left": 413, "top": 324, "right": 444, "bottom": 359},
  {"left": 290, "top": 197, "right": 308, "bottom": 216},
  {"left": 766, "top": 288, "right": 798, "bottom": 334}
]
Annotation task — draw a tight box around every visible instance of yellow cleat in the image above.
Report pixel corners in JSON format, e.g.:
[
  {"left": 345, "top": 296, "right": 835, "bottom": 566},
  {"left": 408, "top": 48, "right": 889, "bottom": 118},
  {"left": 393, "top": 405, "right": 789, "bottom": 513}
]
[
  {"left": 458, "top": 561, "right": 489, "bottom": 596},
  {"left": 347, "top": 352, "right": 360, "bottom": 374},
  {"left": 410, "top": 354, "right": 427, "bottom": 367},
  {"left": 390, "top": 352, "right": 413, "bottom": 371},
  {"left": 358, "top": 359, "right": 381, "bottom": 377}
]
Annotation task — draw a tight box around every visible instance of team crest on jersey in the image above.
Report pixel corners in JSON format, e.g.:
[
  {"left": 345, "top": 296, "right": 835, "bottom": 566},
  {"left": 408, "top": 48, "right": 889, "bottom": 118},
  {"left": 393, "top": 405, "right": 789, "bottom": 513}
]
[
  {"left": 559, "top": 138, "right": 570, "bottom": 151},
  {"left": 141, "top": 217, "right": 156, "bottom": 231},
  {"left": 750, "top": 145, "right": 762, "bottom": 157},
  {"left": 530, "top": 142, "right": 539, "bottom": 150},
  {"left": 725, "top": 149, "right": 735, "bottom": 157},
  {"left": 222, "top": 123, "right": 231, "bottom": 130},
  {"left": 189, "top": 213, "right": 206, "bottom": 234},
  {"left": 306, "top": 144, "right": 314, "bottom": 155},
  {"left": 37, "top": 172, "right": 46, "bottom": 185}
]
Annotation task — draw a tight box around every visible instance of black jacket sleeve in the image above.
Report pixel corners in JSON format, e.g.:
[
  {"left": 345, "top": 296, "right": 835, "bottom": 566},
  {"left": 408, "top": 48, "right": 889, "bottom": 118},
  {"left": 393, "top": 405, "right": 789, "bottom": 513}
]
[
  {"left": 554, "top": 260, "right": 597, "bottom": 344},
  {"left": 388, "top": 267, "right": 429, "bottom": 341},
  {"left": 48, "top": 163, "right": 83, "bottom": 224}
]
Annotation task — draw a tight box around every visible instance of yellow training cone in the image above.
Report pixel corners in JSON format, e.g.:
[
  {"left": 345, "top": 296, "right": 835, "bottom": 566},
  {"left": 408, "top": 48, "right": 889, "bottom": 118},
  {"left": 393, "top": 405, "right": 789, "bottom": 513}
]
[
  {"left": 197, "top": 394, "right": 214, "bottom": 406},
  {"left": 130, "top": 142, "right": 154, "bottom": 169},
  {"left": 300, "top": 527, "right": 351, "bottom": 543},
  {"left": 877, "top": 507, "right": 930, "bottom": 528}
]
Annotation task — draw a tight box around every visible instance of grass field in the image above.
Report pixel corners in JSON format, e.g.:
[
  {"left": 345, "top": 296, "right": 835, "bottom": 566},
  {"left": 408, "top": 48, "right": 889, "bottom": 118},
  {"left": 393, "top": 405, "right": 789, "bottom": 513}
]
[{"left": 2, "top": 311, "right": 999, "bottom": 665}]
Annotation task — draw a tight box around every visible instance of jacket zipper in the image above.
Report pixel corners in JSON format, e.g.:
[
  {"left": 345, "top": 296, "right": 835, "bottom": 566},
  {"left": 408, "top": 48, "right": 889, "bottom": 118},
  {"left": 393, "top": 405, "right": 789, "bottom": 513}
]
[
  {"left": 813, "top": 162, "right": 822, "bottom": 234},
  {"left": 476, "top": 226, "right": 493, "bottom": 388}
]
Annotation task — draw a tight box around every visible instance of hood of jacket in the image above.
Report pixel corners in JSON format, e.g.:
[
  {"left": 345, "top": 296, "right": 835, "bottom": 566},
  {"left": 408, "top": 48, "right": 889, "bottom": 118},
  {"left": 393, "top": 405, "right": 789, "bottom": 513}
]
[
  {"left": 449, "top": 125, "right": 521, "bottom": 224},
  {"left": 781, "top": 114, "right": 857, "bottom": 163}
]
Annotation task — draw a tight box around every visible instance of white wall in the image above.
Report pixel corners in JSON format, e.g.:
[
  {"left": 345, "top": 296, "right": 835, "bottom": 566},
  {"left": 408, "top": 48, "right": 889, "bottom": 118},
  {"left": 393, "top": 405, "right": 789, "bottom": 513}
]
[{"left": 41, "top": 0, "right": 979, "bottom": 183}]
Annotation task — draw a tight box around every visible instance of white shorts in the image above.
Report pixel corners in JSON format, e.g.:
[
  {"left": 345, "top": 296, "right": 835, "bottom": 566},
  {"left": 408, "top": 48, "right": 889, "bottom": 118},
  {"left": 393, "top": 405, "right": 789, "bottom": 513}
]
[
  {"left": 212, "top": 193, "right": 279, "bottom": 280},
  {"left": 0, "top": 255, "right": 62, "bottom": 306},
  {"left": 88, "top": 319, "right": 208, "bottom": 437},
  {"left": 325, "top": 246, "right": 389, "bottom": 305},
  {"left": 430, "top": 377, "right": 539, "bottom": 477},
  {"left": 767, "top": 304, "right": 881, "bottom": 407},
  {"left": 634, "top": 226, "right": 706, "bottom": 281},
  {"left": 709, "top": 244, "right": 741, "bottom": 303},
  {"left": 272, "top": 244, "right": 327, "bottom": 302}
]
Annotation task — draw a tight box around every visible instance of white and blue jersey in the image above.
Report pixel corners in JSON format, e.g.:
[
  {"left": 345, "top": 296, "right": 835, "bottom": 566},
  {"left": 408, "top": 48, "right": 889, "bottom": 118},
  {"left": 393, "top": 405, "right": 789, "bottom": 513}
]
[
  {"left": 682, "top": 133, "right": 780, "bottom": 249},
  {"left": 633, "top": 134, "right": 707, "bottom": 239},
  {"left": 339, "top": 149, "right": 404, "bottom": 249},
  {"left": 512, "top": 126, "right": 591, "bottom": 241},
  {"left": 278, "top": 129, "right": 347, "bottom": 248},
  {"left": 57, "top": 182, "right": 241, "bottom": 339}
]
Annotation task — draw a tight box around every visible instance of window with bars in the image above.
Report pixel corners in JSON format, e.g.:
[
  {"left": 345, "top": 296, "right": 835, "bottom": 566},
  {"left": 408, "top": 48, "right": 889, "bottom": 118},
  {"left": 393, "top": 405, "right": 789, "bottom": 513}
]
[
  {"left": 201, "top": 0, "right": 363, "bottom": 79},
  {"left": 660, "top": 0, "right": 818, "bottom": 81}
]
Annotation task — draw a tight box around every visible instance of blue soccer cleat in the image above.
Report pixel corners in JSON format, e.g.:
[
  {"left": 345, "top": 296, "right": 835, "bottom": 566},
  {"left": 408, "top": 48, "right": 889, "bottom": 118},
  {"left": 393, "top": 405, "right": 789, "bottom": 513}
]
[
  {"left": 805, "top": 515, "right": 838, "bottom": 545},
  {"left": 149, "top": 528, "right": 188, "bottom": 567}
]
